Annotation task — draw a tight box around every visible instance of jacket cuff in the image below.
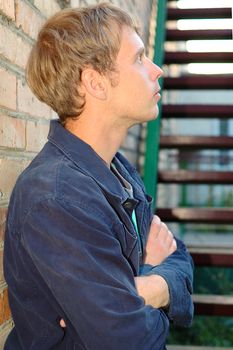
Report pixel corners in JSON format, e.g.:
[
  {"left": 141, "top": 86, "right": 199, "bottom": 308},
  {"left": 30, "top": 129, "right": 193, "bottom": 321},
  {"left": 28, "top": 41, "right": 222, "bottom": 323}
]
[{"left": 139, "top": 264, "right": 194, "bottom": 327}]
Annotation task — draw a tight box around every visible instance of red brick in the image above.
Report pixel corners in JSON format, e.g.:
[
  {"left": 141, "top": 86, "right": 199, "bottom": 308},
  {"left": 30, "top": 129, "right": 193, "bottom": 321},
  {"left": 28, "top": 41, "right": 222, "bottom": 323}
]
[
  {"left": 0, "top": 288, "right": 12, "bottom": 325},
  {"left": 0, "top": 250, "right": 4, "bottom": 285},
  {"left": 0, "top": 290, "right": 3, "bottom": 325},
  {"left": 0, "top": 69, "right": 16, "bottom": 110},
  {"left": 0, "top": 207, "right": 7, "bottom": 242},
  {"left": 0, "top": 159, "right": 29, "bottom": 202},
  {"left": 26, "top": 120, "right": 49, "bottom": 152},
  {"left": 0, "top": 0, "right": 15, "bottom": 20},
  {"left": 3, "top": 289, "right": 11, "bottom": 321},
  {"left": 15, "top": 1, "right": 45, "bottom": 40},
  {"left": 0, "top": 115, "right": 26, "bottom": 149},
  {"left": 0, "top": 24, "right": 31, "bottom": 69},
  {"left": 17, "top": 79, "right": 53, "bottom": 119},
  {"left": 34, "top": 0, "right": 60, "bottom": 18}
]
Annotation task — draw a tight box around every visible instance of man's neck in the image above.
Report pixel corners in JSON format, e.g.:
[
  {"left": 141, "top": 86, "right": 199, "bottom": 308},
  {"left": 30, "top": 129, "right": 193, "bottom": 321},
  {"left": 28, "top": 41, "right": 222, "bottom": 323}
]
[{"left": 65, "top": 114, "right": 128, "bottom": 167}]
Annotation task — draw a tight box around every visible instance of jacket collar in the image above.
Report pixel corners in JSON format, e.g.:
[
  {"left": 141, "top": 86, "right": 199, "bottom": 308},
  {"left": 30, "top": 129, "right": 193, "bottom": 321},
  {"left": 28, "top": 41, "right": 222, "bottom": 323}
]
[{"left": 48, "top": 120, "right": 130, "bottom": 203}]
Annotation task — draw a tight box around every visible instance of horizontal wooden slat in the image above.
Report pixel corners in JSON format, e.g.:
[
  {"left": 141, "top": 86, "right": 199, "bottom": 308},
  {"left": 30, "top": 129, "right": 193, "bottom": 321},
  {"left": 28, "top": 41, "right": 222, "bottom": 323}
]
[
  {"left": 158, "top": 170, "right": 233, "bottom": 184},
  {"left": 186, "top": 235, "right": 233, "bottom": 251},
  {"left": 164, "top": 75, "right": 233, "bottom": 90},
  {"left": 189, "top": 246, "right": 233, "bottom": 254},
  {"left": 167, "top": 7, "right": 232, "bottom": 20},
  {"left": 164, "top": 51, "right": 233, "bottom": 64},
  {"left": 160, "top": 135, "right": 233, "bottom": 149},
  {"left": 162, "top": 104, "right": 233, "bottom": 119},
  {"left": 191, "top": 252, "right": 233, "bottom": 268},
  {"left": 193, "top": 294, "right": 233, "bottom": 316},
  {"left": 194, "top": 294, "right": 233, "bottom": 305},
  {"left": 156, "top": 208, "right": 233, "bottom": 223},
  {"left": 166, "top": 29, "right": 232, "bottom": 41},
  {"left": 190, "top": 249, "right": 233, "bottom": 267}
]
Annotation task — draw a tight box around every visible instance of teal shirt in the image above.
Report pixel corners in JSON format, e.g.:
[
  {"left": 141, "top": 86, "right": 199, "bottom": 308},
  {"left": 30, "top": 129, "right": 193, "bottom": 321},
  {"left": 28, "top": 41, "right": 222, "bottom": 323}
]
[{"left": 111, "top": 163, "right": 142, "bottom": 252}]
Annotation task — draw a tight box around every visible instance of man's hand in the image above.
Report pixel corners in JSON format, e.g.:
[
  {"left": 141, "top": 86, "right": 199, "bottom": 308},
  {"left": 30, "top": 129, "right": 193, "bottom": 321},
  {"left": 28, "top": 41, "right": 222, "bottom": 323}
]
[
  {"left": 144, "top": 215, "right": 177, "bottom": 266},
  {"left": 60, "top": 319, "right": 66, "bottom": 328}
]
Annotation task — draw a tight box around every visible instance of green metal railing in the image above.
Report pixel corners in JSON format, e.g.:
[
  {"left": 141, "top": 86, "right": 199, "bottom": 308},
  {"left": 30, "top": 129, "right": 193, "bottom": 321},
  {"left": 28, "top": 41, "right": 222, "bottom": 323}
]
[{"left": 143, "top": 0, "right": 167, "bottom": 207}]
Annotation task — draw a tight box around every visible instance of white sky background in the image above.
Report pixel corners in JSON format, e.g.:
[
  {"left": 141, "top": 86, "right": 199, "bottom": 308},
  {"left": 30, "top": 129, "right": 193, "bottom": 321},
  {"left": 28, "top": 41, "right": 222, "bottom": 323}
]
[
  {"left": 174, "top": 0, "right": 233, "bottom": 74},
  {"left": 177, "top": 0, "right": 233, "bottom": 9}
]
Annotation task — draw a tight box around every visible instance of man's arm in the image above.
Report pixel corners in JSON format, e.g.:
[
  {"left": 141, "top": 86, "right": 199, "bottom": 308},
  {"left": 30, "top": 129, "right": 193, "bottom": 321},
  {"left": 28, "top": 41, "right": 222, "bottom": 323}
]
[
  {"left": 139, "top": 215, "right": 194, "bottom": 327},
  {"left": 135, "top": 274, "right": 170, "bottom": 309},
  {"left": 134, "top": 215, "right": 176, "bottom": 309},
  {"left": 22, "top": 198, "right": 169, "bottom": 349}
]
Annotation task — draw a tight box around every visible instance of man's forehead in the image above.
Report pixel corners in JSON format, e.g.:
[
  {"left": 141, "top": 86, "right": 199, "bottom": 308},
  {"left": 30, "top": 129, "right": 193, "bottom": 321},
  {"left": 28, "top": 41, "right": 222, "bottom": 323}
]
[{"left": 117, "top": 26, "right": 145, "bottom": 60}]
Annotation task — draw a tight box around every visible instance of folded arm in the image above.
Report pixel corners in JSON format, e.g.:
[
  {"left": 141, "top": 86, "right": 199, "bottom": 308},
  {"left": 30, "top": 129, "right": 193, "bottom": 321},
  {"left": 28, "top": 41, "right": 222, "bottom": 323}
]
[
  {"left": 138, "top": 215, "right": 194, "bottom": 327},
  {"left": 23, "top": 198, "right": 170, "bottom": 349}
]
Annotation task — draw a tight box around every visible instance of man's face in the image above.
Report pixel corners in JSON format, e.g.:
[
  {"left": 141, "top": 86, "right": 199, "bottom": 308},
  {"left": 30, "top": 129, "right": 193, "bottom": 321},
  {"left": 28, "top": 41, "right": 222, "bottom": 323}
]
[{"left": 108, "top": 26, "right": 163, "bottom": 127}]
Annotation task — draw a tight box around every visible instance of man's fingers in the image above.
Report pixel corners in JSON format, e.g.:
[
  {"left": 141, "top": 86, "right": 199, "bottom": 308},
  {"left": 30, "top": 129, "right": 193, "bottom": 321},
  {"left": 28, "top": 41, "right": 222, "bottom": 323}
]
[
  {"left": 166, "top": 230, "right": 174, "bottom": 245},
  {"left": 169, "top": 238, "right": 177, "bottom": 254},
  {"left": 157, "top": 222, "right": 171, "bottom": 243},
  {"left": 165, "top": 230, "right": 176, "bottom": 252},
  {"left": 172, "top": 238, "right": 177, "bottom": 251},
  {"left": 159, "top": 224, "right": 177, "bottom": 254},
  {"left": 145, "top": 215, "right": 177, "bottom": 265},
  {"left": 149, "top": 215, "right": 161, "bottom": 238},
  {"left": 152, "top": 215, "right": 161, "bottom": 226},
  {"left": 60, "top": 319, "right": 66, "bottom": 328},
  {"left": 152, "top": 215, "right": 161, "bottom": 231}
]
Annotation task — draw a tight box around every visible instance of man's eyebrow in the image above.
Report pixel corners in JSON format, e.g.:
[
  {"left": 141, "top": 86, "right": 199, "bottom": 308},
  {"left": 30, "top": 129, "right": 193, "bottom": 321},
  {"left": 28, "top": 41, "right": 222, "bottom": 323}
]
[{"left": 133, "top": 47, "right": 145, "bottom": 60}]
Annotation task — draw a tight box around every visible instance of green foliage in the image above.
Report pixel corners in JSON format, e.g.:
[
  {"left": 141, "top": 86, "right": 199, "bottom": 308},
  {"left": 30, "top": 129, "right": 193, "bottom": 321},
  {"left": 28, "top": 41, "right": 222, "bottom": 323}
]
[
  {"left": 168, "top": 316, "right": 233, "bottom": 347},
  {"left": 194, "top": 267, "right": 233, "bottom": 295},
  {"left": 221, "top": 190, "right": 233, "bottom": 207},
  {"left": 167, "top": 267, "right": 233, "bottom": 346}
]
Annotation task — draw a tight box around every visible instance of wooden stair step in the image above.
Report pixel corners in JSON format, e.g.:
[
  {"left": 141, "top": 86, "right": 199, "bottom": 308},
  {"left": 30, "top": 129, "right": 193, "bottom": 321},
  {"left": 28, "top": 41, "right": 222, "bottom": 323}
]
[
  {"left": 158, "top": 170, "right": 233, "bottom": 184},
  {"left": 185, "top": 233, "right": 233, "bottom": 250},
  {"left": 193, "top": 294, "right": 233, "bottom": 316},
  {"left": 160, "top": 135, "right": 233, "bottom": 149},
  {"left": 162, "top": 104, "right": 233, "bottom": 119},
  {"left": 156, "top": 208, "right": 233, "bottom": 223},
  {"left": 164, "top": 51, "right": 233, "bottom": 64},
  {"left": 164, "top": 75, "right": 233, "bottom": 90},
  {"left": 167, "top": 7, "right": 232, "bottom": 20},
  {"left": 189, "top": 247, "right": 233, "bottom": 267},
  {"left": 166, "top": 29, "right": 232, "bottom": 41}
]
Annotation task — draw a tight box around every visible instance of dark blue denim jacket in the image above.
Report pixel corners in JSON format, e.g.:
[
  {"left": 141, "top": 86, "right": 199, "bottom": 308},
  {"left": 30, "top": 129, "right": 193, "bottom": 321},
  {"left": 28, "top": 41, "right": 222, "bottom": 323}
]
[{"left": 4, "top": 120, "right": 194, "bottom": 350}]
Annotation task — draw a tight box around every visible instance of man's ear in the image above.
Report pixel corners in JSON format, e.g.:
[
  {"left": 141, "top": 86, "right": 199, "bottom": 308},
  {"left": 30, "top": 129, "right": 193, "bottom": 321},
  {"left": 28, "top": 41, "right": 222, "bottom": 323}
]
[{"left": 81, "top": 68, "right": 107, "bottom": 100}]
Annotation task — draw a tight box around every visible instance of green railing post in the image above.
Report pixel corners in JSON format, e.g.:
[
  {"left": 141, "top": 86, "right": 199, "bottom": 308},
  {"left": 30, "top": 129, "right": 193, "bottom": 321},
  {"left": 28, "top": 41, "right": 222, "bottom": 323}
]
[{"left": 143, "top": 0, "right": 167, "bottom": 208}]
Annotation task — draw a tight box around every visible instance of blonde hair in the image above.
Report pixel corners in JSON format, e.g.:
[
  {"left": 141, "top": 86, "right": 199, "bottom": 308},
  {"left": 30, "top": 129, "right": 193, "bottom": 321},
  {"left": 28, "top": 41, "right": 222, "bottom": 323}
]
[{"left": 26, "top": 3, "right": 138, "bottom": 124}]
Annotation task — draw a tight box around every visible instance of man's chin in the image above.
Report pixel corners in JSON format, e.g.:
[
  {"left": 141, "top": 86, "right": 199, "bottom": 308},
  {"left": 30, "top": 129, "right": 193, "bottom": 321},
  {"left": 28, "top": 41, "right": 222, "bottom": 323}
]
[
  {"left": 129, "top": 110, "right": 159, "bottom": 127},
  {"left": 147, "top": 109, "right": 159, "bottom": 122}
]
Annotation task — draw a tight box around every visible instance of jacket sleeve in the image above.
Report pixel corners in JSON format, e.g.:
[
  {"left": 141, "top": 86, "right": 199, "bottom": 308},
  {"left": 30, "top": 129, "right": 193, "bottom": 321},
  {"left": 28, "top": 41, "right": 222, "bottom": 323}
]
[
  {"left": 139, "top": 237, "right": 194, "bottom": 327},
  {"left": 22, "top": 197, "right": 169, "bottom": 350}
]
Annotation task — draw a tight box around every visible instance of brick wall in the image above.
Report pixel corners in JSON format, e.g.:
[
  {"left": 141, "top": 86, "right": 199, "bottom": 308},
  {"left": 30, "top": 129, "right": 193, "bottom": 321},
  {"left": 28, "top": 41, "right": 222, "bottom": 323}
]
[{"left": 0, "top": 0, "right": 153, "bottom": 346}]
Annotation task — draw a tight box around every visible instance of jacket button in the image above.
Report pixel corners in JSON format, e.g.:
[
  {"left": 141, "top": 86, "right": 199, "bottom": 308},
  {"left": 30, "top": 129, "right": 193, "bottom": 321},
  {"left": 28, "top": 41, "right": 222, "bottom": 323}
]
[{"left": 123, "top": 200, "right": 133, "bottom": 210}]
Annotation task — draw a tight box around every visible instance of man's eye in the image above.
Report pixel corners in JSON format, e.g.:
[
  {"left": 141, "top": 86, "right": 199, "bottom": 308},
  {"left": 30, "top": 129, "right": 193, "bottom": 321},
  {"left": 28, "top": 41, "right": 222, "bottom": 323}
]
[{"left": 138, "top": 54, "right": 144, "bottom": 64}]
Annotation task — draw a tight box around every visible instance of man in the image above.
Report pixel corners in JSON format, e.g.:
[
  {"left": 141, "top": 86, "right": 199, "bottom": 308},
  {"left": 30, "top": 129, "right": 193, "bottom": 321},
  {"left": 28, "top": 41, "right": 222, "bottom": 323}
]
[{"left": 4, "top": 3, "right": 193, "bottom": 349}]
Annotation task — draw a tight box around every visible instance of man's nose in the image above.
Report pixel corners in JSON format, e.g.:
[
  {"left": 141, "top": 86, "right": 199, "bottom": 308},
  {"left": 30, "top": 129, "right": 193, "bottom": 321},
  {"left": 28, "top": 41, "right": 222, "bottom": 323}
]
[{"left": 150, "top": 63, "right": 163, "bottom": 81}]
